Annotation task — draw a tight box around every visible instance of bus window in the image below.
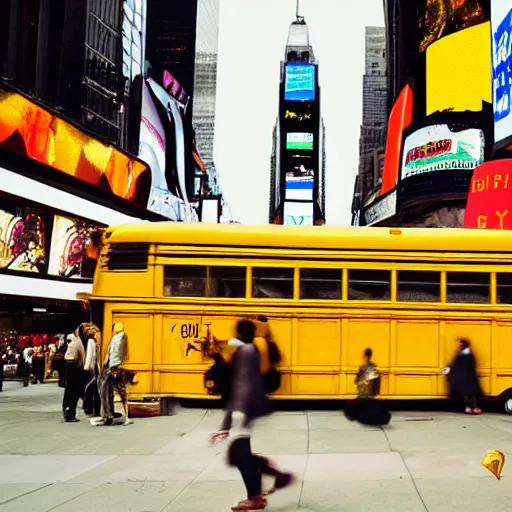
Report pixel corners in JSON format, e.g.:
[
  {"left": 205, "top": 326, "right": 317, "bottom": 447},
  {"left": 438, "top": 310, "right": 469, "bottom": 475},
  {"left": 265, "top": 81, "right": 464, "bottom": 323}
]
[
  {"left": 210, "top": 266, "right": 246, "bottom": 298},
  {"left": 497, "top": 273, "right": 512, "bottom": 304},
  {"left": 446, "top": 272, "right": 489, "bottom": 304},
  {"left": 348, "top": 270, "right": 390, "bottom": 300},
  {"left": 300, "top": 269, "right": 342, "bottom": 299},
  {"left": 253, "top": 268, "right": 294, "bottom": 299},
  {"left": 397, "top": 271, "right": 440, "bottom": 302},
  {"left": 164, "top": 265, "right": 206, "bottom": 297}
]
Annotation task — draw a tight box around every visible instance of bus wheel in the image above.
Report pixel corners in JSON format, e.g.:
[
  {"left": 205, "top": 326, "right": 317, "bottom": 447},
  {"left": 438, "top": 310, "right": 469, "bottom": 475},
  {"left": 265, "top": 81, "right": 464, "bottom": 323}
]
[{"left": 501, "top": 391, "right": 512, "bottom": 414}]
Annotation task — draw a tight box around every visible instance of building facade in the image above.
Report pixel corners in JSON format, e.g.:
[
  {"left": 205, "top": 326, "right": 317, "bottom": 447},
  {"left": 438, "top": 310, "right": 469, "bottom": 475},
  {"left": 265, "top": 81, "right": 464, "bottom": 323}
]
[
  {"left": 352, "top": 27, "right": 388, "bottom": 225},
  {"left": 269, "top": 11, "right": 326, "bottom": 226}
]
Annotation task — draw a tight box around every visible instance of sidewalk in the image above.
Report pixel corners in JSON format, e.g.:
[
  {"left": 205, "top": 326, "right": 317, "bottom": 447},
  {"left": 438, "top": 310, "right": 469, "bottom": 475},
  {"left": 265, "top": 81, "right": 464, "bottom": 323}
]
[{"left": 0, "top": 383, "right": 512, "bottom": 511}]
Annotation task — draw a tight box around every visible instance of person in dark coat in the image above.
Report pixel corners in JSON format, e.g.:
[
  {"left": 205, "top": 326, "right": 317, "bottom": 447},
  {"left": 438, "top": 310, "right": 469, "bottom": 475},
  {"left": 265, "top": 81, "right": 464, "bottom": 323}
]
[
  {"left": 443, "top": 338, "right": 482, "bottom": 415},
  {"left": 344, "top": 348, "right": 391, "bottom": 426}
]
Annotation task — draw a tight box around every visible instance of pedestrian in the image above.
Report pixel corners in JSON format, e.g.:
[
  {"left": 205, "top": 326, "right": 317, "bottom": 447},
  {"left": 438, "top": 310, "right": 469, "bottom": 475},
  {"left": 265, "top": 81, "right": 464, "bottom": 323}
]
[
  {"left": 62, "top": 332, "right": 85, "bottom": 422},
  {"left": 96, "top": 323, "right": 127, "bottom": 426},
  {"left": 209, "top": 319, "right": 294, "bottom": 511},
  {"left": 443, "top": 338, "right": 482, "bottom": 415},
  {"left": 21, "top": 346, "right": 33, "bottom": 387},
  {"left": 345, "top": 348, "right": 391, "bottom": 426},
  {"left": 82, "top": 324, "right": 101, "bottom": 417}
]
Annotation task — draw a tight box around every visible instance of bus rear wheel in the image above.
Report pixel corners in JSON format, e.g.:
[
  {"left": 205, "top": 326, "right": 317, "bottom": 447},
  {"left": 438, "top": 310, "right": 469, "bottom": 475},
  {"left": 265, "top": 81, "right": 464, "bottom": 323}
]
[{"left": 500, "top": 391, "right": 512, "bottom": 414}]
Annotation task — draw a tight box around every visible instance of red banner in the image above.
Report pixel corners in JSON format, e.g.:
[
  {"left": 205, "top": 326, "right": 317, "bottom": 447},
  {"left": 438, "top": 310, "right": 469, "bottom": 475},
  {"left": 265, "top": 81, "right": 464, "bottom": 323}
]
[{"left": 464, "top": 160, "right": 512, "bottom": 230}]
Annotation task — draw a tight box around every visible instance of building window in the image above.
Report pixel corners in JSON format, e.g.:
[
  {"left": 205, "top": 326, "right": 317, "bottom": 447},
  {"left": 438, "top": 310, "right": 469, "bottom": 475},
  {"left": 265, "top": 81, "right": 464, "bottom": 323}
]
[
  {"left": 253, "top": 268, "right": 294, "bottom": 299},
  {"left": 397, "top": 271, "right": 440, "bottom": 302},
  {"left": 300, "top": 269, "right": 341, "bottom": 299},
  {"left": 446, "top": 272, "right": 489, "bottom": 304},
  {"left": 348, "top": 270, "right": 390, "bottom": 300},
  {"left": 164, "top": 266, "right": 206, "bottom": 297},
  {"left": 210, "top": 267, "right": 246, "bottom": 298},
  {"left": 497, "top": 273, "right": 512, "bottom": 304}
]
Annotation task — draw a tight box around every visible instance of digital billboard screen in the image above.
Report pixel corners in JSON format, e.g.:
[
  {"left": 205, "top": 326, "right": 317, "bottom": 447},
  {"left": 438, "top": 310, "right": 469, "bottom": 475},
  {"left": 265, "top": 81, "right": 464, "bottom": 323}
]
[
  {"left": 286, "top": 132, "right": 313, "bottom": 151},
  {"left": 492, "top": 1, "right": 512, "bottom": 146},
  {"left": 285, "top": 168, "right": 314, "bottom": 201},
  {"left": 426, "top": 22, "right": 491, "bottom": 115},
  {"left": 401, "top": 124, "right": 484, "bottom": 180},
  {"left": 284, "top": 64, "right": 316, "bottom": 102},
  {"left": 283, "top": 202, "right": 314, "bottom": 226}
]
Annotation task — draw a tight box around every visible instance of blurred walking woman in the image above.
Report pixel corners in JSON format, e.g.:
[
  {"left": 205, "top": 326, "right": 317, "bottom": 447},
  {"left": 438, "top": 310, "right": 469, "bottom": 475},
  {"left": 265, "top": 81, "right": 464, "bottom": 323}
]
[
  {"left": 443, "top": 338, "right": 482, "bottom": 415},
  {"left": 62, "top": 332, "right": 85, "bottom": 423},
  {"left": 345, "top": 348, "right": 391, "bottom": 426}
]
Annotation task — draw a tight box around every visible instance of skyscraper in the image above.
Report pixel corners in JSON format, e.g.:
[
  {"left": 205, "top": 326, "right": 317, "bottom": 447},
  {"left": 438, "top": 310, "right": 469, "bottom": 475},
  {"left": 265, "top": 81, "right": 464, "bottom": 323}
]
[
  {"left": 192, "top": 0, "right": 221, "bottom": 194},
  {"left": 352, "top": 26, "right": 388, "bottom": 225},
  {"left": 269, "top": 4, "right": 325, "bottom": 226}
]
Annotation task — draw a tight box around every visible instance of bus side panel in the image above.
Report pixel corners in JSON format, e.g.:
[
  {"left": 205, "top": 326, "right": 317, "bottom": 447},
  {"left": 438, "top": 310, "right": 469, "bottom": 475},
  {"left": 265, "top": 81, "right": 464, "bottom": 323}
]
[
  {"left": 293, "top": 319, "right": 341, "bottom": 395},
  {"left": 493, "top": 321, "right": 512, "bottom": 397},
  {"left": 110, "top": 311, "right": 153, "bottom": 397},
  {"left": 394, "top": 319, "right": 439, "bottom": 397}
]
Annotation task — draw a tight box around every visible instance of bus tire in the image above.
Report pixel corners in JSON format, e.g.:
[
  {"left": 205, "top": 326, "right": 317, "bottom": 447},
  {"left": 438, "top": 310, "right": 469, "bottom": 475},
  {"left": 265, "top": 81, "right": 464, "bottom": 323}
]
[
  {"left": 500, "top": 390, "right": 512, "bottom": 415},
  {"left": 160, "top": 397, "right": 177, "bottom": 416}
]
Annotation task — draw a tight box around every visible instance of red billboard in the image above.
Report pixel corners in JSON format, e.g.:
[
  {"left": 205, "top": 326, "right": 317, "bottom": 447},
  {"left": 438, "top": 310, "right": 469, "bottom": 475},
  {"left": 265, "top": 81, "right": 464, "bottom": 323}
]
[{"left": 464, "top": 160, "right": 512, "bottom": 229}]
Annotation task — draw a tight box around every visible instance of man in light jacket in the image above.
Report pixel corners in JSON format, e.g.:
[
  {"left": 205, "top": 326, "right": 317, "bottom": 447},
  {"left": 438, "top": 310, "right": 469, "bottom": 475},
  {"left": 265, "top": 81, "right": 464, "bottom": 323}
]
[
  {"left": 62, "top": 332, "right": 85, "bottom": 422},
  {"left": 98, "top": 323, "right": 127, "bottom": 425}
]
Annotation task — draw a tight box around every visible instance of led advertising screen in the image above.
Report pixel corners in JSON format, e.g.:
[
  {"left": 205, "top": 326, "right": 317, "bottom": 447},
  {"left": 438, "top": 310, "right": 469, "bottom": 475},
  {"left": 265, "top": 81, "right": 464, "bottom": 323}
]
[
  {"left": 426, "top": 22, "right": 491, "bottom": 115},
  {"left": 0, "top": 89, "right": 149, "bottom": 206},
  {"left": 464, "top": 159, "right": 512, "bottom": 229},
  {"left": 0, "top": 208, "right": 46, "bottom": 273},
  {"left": 48, "top": 215, "right": 103, "bottom": 279},
  {"left": 492, "top": 1, "right": 512, "bottom": 145},
  {"left": 401, "top": 125, "right": 484, "bottom": 180},
  {"left": 283, "top": 202, "right": 314, "bottom": 226},
  {"left": 285, "top": 168, "right": 314, "bottom": 201},
  {"left": 286, "top": 132, "right": 313, "bottom": 151},
  {"left": 284, "top": 64, "right": 316, "bottom": 102},
  {"left": 364, "top": 190, "right": 397, "bottom": 226}
]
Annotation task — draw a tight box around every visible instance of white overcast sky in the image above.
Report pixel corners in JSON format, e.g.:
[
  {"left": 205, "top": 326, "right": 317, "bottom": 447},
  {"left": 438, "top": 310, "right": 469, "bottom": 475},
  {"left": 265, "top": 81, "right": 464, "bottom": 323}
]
[{"left": 213, "top": 0, "right": 385, "bottom": 225}]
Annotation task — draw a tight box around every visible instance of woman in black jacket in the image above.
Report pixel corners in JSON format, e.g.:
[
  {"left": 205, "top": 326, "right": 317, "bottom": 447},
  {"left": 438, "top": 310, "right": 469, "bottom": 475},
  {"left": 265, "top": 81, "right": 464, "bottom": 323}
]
[{"left": 444, "top": 338, "right": 482, "bottom": 415}]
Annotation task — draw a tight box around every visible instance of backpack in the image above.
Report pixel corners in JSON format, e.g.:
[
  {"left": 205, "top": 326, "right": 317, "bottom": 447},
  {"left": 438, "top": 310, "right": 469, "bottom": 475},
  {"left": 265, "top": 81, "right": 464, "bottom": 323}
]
[
  {"left": 264, "top": 340, "right": 282, "bottom": 394},
  {"left": 204, "top": 354, "right": 232, "bottom": 400}
]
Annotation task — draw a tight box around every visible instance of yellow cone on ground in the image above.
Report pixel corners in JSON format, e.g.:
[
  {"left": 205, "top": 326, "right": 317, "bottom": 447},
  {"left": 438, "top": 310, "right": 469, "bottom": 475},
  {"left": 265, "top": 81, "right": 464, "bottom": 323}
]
[{"left": 482, "top": 450, "right": 505, "bottom": 480}]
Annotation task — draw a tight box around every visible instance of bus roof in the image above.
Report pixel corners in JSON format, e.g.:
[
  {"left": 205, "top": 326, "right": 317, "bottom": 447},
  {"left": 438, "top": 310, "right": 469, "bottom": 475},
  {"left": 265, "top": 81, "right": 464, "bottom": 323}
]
[{"left": 104, "top": 222, "right": 512, "bottom": 253}]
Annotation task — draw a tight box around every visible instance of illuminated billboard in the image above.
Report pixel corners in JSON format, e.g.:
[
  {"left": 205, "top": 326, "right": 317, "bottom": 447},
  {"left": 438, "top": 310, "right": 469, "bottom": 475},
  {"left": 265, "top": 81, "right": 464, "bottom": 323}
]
[
  {"left": 401, "top": 125, "right": 484, "bottom": 180},
  {"left": 283, "top": 202, "right": 314, "bottom": 226},
  {"left": 286, "top": 132, "right": 313, "bottom": 151},
  {"left": 364, "top": 190, "right": 397, "bottom": 226},
  {"left": 284, "top": 64, "right": 316, "bottom": 102},
  {"left": 465, "top": 160, "right": 512, "bottom": 229},
  {"left": 492, "top": 2, "right": 512, "bottom": 146},
  {"left": 0, "top": 89, "right": 149, "bottom": 206},
  {"left": 285, "top": 168, "right": 314, "bottom": 201},
  {"left": 426, "top": 22, "right": 491, "bottom": 115}
]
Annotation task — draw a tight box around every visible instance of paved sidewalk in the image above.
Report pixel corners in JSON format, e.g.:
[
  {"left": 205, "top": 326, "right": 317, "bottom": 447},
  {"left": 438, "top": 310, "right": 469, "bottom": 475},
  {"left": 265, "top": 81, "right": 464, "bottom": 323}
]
[{"left": 0, "top": 382, "right": 512, "bottom": 511}]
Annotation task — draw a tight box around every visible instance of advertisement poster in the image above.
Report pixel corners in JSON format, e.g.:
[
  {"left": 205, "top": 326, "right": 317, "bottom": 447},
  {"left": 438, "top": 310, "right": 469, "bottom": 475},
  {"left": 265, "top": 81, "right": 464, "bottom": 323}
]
[
  {"left": 492, "top": 1, "right": 512, "bottom": 145},
  {"left": 0, "top": 208, "right": 46, "bottom": 273},
  {"left": 464, "top": 160, "right": 512, "bottom": 230},
  {"left": 283, "top": 202, "right": 314, "bottom": 226},
  {"left": 284, "top": 64, "right": 316, "bottom": 102},
  {"left": 48, "top": 215, "right": 103, "bottom": 279},
  {"left": 364, "top": 191, "right": 397, "bottom": 226},
  {"left": 401, "top": 125, "right": 484, "bottom": 180},
  {"left": 285, "top": 167, "right": 314, "bottom": 201},
  {"left": 286, "top": 132, "right": 314, "bottom": 151}
]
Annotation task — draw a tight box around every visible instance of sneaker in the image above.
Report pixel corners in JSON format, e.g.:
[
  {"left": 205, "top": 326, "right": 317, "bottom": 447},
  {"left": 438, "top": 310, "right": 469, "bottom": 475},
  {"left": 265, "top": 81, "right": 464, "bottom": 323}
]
[
  {"left": 231, "top": 497, "right": 266, "bottom": 511},
  {"left": 473, "top": 408, "right": 482, "bottom": 415},
  {"left": 64, "top": 417, "right": 80, "bottom": 423},
  {"left": 465, "top": 407, "right": 472, "bottom": 415},
  {"left": 264, "top": 472, "right": 296, "bottom": 495}
]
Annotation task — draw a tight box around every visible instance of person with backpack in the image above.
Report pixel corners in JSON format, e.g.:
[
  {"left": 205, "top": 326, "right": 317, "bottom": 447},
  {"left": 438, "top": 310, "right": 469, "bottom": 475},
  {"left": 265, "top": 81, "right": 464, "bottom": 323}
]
[{"left": 208, "top": 319, "right": 294, "bottom": 511}]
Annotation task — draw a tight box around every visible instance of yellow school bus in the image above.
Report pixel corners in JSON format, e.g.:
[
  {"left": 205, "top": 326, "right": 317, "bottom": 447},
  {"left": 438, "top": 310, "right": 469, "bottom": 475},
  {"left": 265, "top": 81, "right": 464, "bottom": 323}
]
[{"left": 81, "top": 222, "right": 512, "bottom": 413}]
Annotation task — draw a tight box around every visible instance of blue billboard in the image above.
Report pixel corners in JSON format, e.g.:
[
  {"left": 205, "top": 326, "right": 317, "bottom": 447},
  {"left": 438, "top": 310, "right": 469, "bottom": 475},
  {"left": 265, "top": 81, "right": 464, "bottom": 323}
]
[
  {"left": 284, "top": 64, "right": 316, "bottom": 102},
  {"left": 492, "top": 2, "right": 512, "bottom": 145}
]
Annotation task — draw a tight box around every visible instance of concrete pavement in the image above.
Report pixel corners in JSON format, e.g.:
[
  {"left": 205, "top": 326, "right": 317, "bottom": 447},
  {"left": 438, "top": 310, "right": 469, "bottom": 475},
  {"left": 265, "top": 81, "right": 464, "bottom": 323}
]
[{"left": 0, "top": 381, "right": 512, "bottom": 511}]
